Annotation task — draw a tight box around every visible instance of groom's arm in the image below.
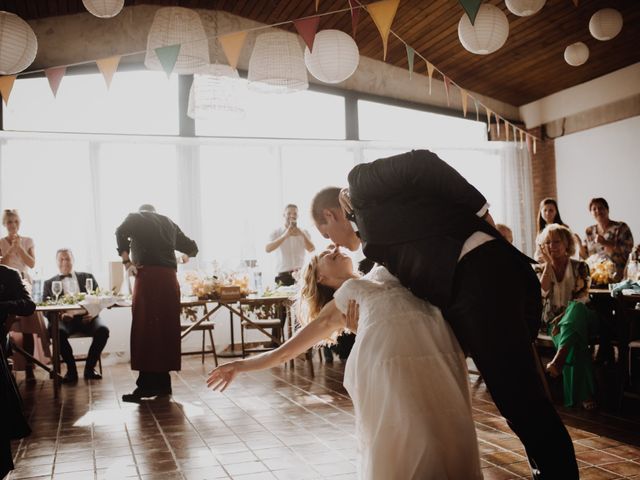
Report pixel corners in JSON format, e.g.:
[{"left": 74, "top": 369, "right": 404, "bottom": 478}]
[{"left": 348, "top": 149, "right": 487, "bottom": 215}]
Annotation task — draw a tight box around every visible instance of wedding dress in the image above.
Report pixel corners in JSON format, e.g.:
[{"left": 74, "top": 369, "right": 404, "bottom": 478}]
[{"left": 334, "top": 266, "right": 483, "bottom": 479}]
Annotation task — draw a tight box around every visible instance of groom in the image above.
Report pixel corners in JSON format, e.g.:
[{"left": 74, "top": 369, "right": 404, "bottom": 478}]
[{"left": 311, "top": 150, "right": 578, "bottom": 479}]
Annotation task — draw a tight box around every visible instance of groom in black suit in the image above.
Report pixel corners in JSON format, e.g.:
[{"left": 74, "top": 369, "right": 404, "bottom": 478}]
[
  {"left": 311, "top": 150, "right": 578, "bottom": 480},
  {"left": 43, "top": 248, "right": 109, "bottom": 383}
]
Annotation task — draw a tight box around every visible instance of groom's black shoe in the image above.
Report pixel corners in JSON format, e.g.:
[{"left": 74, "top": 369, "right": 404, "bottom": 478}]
[
  {"left": 122, "top": 387, "right": 172, "bottom": 403},
  {"left": 84, "top": 368, "right": 102, "bottom": 380}
]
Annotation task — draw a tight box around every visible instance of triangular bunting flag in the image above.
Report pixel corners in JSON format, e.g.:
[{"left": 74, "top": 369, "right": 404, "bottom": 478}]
[
  {"left": 458, "top": 0, "right": 482, "bottom": 25},
  {"left": 496, "top": 114, "right": 501, "bottom": 137},
  {"left": 513, "top": 124, "right": 518, "bottom": 144},
  {"left": 505, "top": 122, "right": 510, "bottom": 141},
  {"left": 474, "top": 98, "right": 480, "bottom": 121},
  {"left": 294, "top": 16, "right": 320, "bottom": 52},
  {"left": 155, "top": 45, "right": 181, "bottom": 77},
  {"left": 533, "top": 137, "right": 537, "bottom": 155},
  {"left": 316, "top": 0, "right": 320, "bottom": 12},
  {"left": 348, "top": 0, "right": 361, "bottom": 38},
  {"left": 406, "top": 45, "right": 415, "bottom": 79},
  {"left": 0, "top": 75, "right": 16, "bottom": 106},
  {"left": 45, "top": 67, "right": 66, "bottom": 97},
  {"left": 461, "top": 89, "right": 468, "bottom": 117},
  {"left": 96, "top": 56, "right": 121, "bottom": 89},
  {"left": 219, "top": 31, "right": 248, "bottom": 69},
  {"left": 519, "top": 129, "right": 525, "bottom": 148},
  {"left": 526, "top": 135, "right": 533, "bottom": 156},
  {"left": 426, "top": 61, "right": 435, "bottom": 94},
  {"left": 443, "top": 76, "right": 452, "bottom": 106},
  {"left": 485, "top": 106, "right": 492, "bottom": 132},
  {"left": 367, "top": 0, "right": 401, "bottom": 61}
]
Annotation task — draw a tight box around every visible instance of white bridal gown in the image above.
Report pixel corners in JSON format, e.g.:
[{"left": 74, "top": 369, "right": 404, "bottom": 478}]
[{"left": 334, "top": 266, "right": 483, "bottom": 480}]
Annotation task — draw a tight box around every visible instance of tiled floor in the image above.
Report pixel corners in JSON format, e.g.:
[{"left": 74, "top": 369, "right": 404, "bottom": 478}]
[{"left": 8, "top": 356, "right": 640, "bottom": 480}]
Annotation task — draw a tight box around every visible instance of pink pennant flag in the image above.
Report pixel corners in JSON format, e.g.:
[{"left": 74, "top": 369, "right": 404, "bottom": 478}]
[
  {"left": 0, "top": 75, "right": 16, "bottom": 106},
  {"left": 219, "top": 31, "right": 248, "bottom": 69},
  {"left": 348, "top": 0, "right": 361, "bottom": 38},
  {"left": 526, "top": 135, "right": 533, "bottom": 156},
  {"left": 45, "top": 66, "right": 66, "bottom": 97},
  {"left": 426, "top": 61, "right": 435, "bottom": 95},
  {"left": 315, "top": 0, "right": 320, "bottom": 12},
  {"left": 533, "top": 137, "right": 537, "bottom": 154},
  {"left": 460, "top": 89, "right": 469, "bottom": 117},
  {"left": 294, "top": 16, "right": 320, "bottom": 52},
  {"left": 519, "top": 129, "right": 525, "bottom": 148},
  {"left": 495, "top": 114, "right": 501, "bottom": 137},
  {"left": 367, "top": 0, "right": 401, "bottom": 61},
  {"left": 505, "top": 122, "right": 510, "bottom": 141},
  {"left": 485, "top": 106, "right": 492, "bottom": 132},
  {"left": 443, "top": 76, "right": 452, "bottom": 107},
  {"left": 96, "top": 56, "right": 121, "bottom": 89}
]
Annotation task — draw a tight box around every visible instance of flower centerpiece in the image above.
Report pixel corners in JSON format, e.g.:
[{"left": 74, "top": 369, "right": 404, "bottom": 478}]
[
  {"left": 184, "top": 271, "right": 251, "bottom": 300},
  {"left": 587, "top": 255, "right": 616, "bottom": 286}
]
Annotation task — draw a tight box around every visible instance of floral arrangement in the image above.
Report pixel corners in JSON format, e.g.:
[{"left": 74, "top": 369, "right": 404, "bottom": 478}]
[
  {"left": 184, "top": 271, "right": 251, "bottom": 300},
  {"left": 587, "top": 255, "right": 616, "bottom": 286}
]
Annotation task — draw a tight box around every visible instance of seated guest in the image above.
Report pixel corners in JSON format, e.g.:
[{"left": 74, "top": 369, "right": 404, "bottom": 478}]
[
  {"left": 0, "top": 265, "right": 34, "bottom": 479},
  {"left": 579, "top": 197, "right": 634, "bottom": 281},
  {"left": 536, "top": 224, "right": 598, "bottom": 409},
  {"left": 43, "top": 249, "right": 109, "bottom": 383},
  {"left": 495, "top": 223, "right": 513, "bottom": 244}
]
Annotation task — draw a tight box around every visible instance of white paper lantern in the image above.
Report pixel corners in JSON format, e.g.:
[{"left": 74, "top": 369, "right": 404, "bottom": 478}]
[
  {"left": 0, "top": 11, "right": 38, "bottom": 75},
  {"left": 248, "top": 31, "right": 308, "bottom": 94},
  {"left": 505, "top": 0, "right": 546, "bottom": 17},
  {"left": 187, "top": 64, "right": 245, "bottom": 119},
  {"left": 303, "top": 30, "right": 359, "bottom": 84},
  {"left": 145, "top": 7, "right": 210, "bottom": 75},
  {"left": 564, "top": 42, "right": 589, "bottom": 66},
  {"left": 589, "top": 8, "right": 623, "bottom": 41},
  {"left": 82, "top": 0, "right": 124, "bottom": 19},
  {"left": 458, "top": 4, "right": 509, "bottom": 55}
]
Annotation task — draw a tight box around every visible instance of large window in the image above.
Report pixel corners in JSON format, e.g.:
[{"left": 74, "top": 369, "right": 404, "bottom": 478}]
[{"left": 3, "top": 71, "right": 179, "bottom": 135}]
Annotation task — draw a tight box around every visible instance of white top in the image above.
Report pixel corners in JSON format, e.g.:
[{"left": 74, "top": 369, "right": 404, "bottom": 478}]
[
  {"left": 61, "top": 272, "right": 81, "bottom": 295},
  {"left": 269, "top": 226, "right": 311, "bottom": 273}
]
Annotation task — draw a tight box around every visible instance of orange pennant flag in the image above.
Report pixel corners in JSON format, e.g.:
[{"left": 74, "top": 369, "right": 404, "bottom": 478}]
[
  {"left": 443, "top": 76, "right": 452, "bottom": 107},
  {"left": 96, "top": 56, "right": 121, "bottom": 89},
  {"left": 294, "top": 16, "right": 320, "bottom": 52},
  {"left": 45, "top": 66, "right": 66, "bottom": 97},
  {"left": 513, "top": 124, "right": 518, "bottom": 144},
  {"left": 519, "top": 129, "right": 524, "bottom": 148},
  {"left": 316, "top": 0, "right": 320, "bottom": 11},
  {"left": 0, "top": 75, "right": 16, "bottom": 106},
  {"left": 461, "top": 89, "right": 468, "bottom": 117},
  {"left": 526, "top": 135, "right": 533, "bottom": 156},
  {"left": 426, "top": 61, "right": 435, "bottom": 94},
  {"left": 219, "top": 31, "right": 248, "bottom": 70},
  {"left": 533, "top": 137, "right": 537, "bottom": 155},
  {"left": 367, "top": 0, "right": 401, "bottom": 61}
]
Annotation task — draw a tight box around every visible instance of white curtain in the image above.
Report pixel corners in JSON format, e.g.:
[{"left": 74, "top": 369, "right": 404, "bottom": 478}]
[{"left": 500, "top": 142, "right": 535, "bottom": 256}]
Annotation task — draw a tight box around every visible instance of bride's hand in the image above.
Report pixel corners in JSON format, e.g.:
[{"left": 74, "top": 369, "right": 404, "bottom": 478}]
[
  {"left": 207, "top": 362, "right": 242, "bottom": 392},
  {"left": 344, "top": 299, "right": 359, "bottom": 333}
]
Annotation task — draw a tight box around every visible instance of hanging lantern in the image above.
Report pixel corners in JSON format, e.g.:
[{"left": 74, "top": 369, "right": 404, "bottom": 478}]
[
  {"left": 0, "top": 11, "right": 38, "bottom": 75},
  {"left": 304, "top": 29, "right": 359, "bottom": 84},
  {"left": 187, "top": 64, "right": 245, "bottom": 119},
  {"left": 248, "top": 31, "right": 308, "bottom": 94},
  {"left": 564, "top": 42, "right": 589, "bottom": 66},
  {"left": 505, "top": 0, "right": 546, "bottom": 17},
  {"left": 144, "top": 7, "right": 210, "bottom": 75},
  {"left": 458, "top": 4, "right": 509, "bottom": 55},
  {"left": 589, "top": 8, "right": 623, "bottom": 41},
  {"left": 82, "top": 0, "right": 124, "bottom": 19}
]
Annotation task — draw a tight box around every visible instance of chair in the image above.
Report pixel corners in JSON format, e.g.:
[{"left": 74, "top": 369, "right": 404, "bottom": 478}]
[
  {"left": 68, "top": 332, "right": 103, "bottom": 375},
  {"left": 240, "top": 302, "right": 285, "bottom": 357},
  {"left": 180, "top": 304, "right": 218, "bottom": 366}
]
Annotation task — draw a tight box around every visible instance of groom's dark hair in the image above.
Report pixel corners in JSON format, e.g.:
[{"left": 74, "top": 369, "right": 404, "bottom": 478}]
[{"left": 311, "top": 187, "right": 341, "bottom": 224}]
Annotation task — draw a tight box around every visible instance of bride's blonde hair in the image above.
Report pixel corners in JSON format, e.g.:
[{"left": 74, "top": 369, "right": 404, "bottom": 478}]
[{"left": 297, "top": 255, "right": 336, "bottom": 329}]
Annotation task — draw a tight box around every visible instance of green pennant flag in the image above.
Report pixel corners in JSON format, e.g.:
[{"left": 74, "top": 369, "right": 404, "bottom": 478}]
[
  {"left": 406, "top": 45, "right": 415, "bottom": 79},
  {"left": 155, "top": 44, "right": 181, "bottom": 77},
  {"left": 458, "top": 0, "right": 482, "bottom": 25}
]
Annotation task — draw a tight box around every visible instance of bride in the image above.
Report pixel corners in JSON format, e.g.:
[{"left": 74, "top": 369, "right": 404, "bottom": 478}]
[{"left": 207, "top": 247, "right": 482, "bottom": 479}]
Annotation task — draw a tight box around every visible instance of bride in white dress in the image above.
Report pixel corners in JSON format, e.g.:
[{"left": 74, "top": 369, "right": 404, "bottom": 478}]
[{"left": 207, "top": 247, "right": 482, "bottom": 479}]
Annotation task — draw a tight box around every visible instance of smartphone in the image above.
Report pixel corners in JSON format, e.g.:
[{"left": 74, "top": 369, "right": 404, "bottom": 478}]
[{"left": 291, "top": 220, "right": 297, "bottom": 228}]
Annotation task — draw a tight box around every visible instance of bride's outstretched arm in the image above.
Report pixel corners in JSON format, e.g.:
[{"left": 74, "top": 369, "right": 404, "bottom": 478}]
[{"left": 207, "top": 300, "right": 345, "bottom": 391}]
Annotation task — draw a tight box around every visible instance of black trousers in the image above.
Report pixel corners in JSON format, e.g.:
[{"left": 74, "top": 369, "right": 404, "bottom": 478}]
[
  {"left": 136, "top": 371, "right": 171, "bottom": 393},
  {"left": 51, "top": 316, "right": 109, "bottom": 372},
  {"left": 444, "top": 241, "right": 578, "bottom": 479},
  {"left": 274, "top": 271, "right": 296, "bottom": 287}
]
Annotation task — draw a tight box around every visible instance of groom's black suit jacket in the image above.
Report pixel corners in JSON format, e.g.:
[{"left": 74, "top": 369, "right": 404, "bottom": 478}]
[
  {"left": 348, "top": 149, "right": 531, "bottom": 308},
  {"left": 43, "top": 272, "right": 99, "bottom": 320}
]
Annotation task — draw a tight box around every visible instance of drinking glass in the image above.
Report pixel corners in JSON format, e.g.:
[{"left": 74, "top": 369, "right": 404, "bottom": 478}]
[
  {"left": 85, "top": 278, "right": 94, "bottom": 294},
  {"left": 51, "top": 281, "right": 63, "bottom": 302}
]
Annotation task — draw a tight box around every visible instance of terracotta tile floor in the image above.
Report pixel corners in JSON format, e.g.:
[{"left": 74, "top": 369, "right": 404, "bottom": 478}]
[{"left": 8, "top": 357, "right": 640, "bottom": 479}]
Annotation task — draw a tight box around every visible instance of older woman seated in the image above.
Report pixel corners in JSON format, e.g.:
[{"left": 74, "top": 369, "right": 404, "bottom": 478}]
[{"left": 537, "top": 224, "right": 599, "bottom": 409}]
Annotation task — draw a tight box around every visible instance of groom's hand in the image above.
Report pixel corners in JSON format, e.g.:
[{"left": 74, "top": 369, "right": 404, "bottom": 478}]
[{"left": 339, "top": 188, "right": 353, "bottom": 218}]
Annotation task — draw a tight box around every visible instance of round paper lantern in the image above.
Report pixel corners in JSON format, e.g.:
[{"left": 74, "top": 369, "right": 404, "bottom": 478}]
[
  {"left": 248, "top": 31, "right": 308, "bottom": 93},
  {"left": 589, "top": 8, "right": 623, "bottom": 41},
  {"left": 82, "top": 0, "right": 124, "bottom": 18},
  {"left": 304, "top": 30, "right": 359, "bottom": 84},
  {"left": 187, "top": 64, "right": 245, "bottom": 119},
  {"left": 505, "top": 0, "right": 546, "bottom": 17},
  {"left": 145, "top": 7, "right": 210, "bottom": 75},
  {"left": 0, "top": 11, "right": 38, "bottom": 75},
  {"left": 564, "top": 42, "right": 589, "bottom": 66},
  {"left": 458, "top": 4, "right": 509, "bottom": 55}
]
